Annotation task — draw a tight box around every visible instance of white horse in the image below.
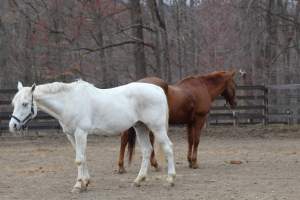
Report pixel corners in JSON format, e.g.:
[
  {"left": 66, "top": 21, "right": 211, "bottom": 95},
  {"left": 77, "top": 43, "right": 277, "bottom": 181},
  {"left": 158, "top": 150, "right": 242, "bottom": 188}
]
[{"left": 9, "top": 80, "right": 176, "bottom": 192}]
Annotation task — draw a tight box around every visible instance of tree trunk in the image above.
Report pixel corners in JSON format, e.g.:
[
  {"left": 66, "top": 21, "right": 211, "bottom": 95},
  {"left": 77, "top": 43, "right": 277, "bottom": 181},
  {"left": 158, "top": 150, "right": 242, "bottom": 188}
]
[
  {"left": 95, "top": 13, "right": 109, "bottom": 87},
  {"left": 265, "top": 0, "right": 278, "bottom": 85},
  {"left": 190, "top": 0, "right": 197, "bottom": 73},
  {"left": 24, "top": 20, "right": 33, "bottom": 84},
  {"left": 129, "top": 0, "right": 147, "bottom": 80},
  {"left": 147, "top": 0, "right": 162, "bottom": 76},
  {"left": 295, "top": 0, "right": 300, "bottom": 56},
  {"left": 175, "top": 1, "right": 183, "bottom": 79},
  {"left": 157, "top": 0, "right": 171, "bottom": 82},
  {"left": 0, "top": 17, "right": 8, "bottom": 87}
]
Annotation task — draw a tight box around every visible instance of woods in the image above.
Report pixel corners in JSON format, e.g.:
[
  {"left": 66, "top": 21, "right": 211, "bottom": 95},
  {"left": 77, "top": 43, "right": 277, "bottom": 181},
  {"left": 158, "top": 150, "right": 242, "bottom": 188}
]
[{"left": 0, "top": 0, "right": 299, "bottom": 88}]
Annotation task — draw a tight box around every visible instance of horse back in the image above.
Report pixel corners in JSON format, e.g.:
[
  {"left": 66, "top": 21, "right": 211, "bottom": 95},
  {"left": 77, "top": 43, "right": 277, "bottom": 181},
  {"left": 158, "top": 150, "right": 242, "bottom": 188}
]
[{"left": 137, "top": 77, "right": 168, "bottom": 95}]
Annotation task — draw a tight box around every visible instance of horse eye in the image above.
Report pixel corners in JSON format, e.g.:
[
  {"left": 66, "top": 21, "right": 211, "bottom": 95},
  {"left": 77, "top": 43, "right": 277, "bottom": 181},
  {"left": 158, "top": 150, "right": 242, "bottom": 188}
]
[{"left": 22, "top": 102, "right": 28, "bottom": 107}]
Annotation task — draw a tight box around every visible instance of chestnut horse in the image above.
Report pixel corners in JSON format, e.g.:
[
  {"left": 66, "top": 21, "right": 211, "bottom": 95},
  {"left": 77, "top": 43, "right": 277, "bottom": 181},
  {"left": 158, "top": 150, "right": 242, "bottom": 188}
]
[{"left": 118, "top": 70, "right": 237, "bottom": 173}]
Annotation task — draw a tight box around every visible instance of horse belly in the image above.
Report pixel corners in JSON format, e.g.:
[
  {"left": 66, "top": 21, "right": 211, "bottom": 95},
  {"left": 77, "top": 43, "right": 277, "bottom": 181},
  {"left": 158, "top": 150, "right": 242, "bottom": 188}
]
[
  {"left": 169, "top": 111, "right": 193, "bottom": 124},
  {"left": 169, "top": 103, "right": 195, "bottom": 124},
  {"left": 90, "top": 113, "right": 136, "bottom": 135}
]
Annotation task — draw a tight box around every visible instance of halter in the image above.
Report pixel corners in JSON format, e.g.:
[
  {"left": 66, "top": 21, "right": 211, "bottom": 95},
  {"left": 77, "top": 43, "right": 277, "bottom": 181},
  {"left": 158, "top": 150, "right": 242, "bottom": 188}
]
[{"left": 11, "top": 95, "right": 35, "bottom": 129}]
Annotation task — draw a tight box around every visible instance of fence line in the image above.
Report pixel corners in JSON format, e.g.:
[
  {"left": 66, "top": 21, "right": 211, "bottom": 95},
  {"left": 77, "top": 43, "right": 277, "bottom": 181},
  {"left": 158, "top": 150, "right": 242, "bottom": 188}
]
[{"left": 0, "top": 85, "right": 294, "bottom": 132}]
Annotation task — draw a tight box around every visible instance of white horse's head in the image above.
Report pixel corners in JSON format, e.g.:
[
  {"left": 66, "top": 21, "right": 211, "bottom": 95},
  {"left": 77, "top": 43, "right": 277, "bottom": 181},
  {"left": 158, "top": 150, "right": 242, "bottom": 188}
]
[{"left": 9, "top": 82, "right": 38, "bottom": 132}]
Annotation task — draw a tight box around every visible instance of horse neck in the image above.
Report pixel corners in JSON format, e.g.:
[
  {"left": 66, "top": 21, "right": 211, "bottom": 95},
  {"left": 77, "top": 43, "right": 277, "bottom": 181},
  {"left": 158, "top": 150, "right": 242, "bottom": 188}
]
[
  {"left": 202, "top": 76, "right": 228, "bottom": 100},
  {"left": 33, "top": 85, "right": 68, "bottom": 120}
]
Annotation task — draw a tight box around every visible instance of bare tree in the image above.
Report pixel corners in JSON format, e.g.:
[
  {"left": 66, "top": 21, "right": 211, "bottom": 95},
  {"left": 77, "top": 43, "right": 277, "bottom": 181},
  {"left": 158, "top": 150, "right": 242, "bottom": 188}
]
[{"left": 129, "top": 0, "right": 147, "bottom": 79}]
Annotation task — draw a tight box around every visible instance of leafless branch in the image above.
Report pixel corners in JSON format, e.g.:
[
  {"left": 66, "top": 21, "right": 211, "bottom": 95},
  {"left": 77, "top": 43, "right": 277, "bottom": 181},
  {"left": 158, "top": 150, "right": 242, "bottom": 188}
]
[{"left": 74, "top": 40, "right": 155, "bottom": 55}]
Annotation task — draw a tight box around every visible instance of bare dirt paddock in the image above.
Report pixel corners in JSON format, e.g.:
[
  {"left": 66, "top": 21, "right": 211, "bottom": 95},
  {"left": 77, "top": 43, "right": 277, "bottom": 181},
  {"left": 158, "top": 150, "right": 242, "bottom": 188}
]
[{"left": 1, "top": 125, "right": 300, "bottom": 200}]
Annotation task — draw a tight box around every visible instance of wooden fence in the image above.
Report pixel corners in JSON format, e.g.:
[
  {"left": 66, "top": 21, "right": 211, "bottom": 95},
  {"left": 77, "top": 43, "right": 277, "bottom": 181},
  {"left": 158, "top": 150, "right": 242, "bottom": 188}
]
[
  {"left": 0, "top": 85, "right": 293, "bottom": 132},
  {"left": 208, "top": 85, "right": 269, "bottom": 126}
]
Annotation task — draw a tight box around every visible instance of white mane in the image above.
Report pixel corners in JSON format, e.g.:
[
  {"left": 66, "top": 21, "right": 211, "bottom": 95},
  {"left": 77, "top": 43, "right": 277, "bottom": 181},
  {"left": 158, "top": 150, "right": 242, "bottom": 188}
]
[{"left": 37, "top": 80, "right": 94, "bottom": 95}]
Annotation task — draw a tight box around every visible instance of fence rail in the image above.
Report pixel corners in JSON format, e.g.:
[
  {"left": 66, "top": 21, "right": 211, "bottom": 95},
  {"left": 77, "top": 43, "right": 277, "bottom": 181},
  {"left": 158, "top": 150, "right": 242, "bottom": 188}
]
[
  {"left": 207, "top": 85, "right": 269, "bottom": 126},
  {"left": 0, "top": 85, "right": 293, "bottom": 131}
]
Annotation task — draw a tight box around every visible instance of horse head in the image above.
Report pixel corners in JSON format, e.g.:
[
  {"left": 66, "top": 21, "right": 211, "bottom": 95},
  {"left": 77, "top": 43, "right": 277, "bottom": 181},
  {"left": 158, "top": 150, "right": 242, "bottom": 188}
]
[
  {"left": 9, "top": 82, "right": 38, "bottom": 132},
  {"left": 221, "top": 70, "right": 237, "bottom": 108}
]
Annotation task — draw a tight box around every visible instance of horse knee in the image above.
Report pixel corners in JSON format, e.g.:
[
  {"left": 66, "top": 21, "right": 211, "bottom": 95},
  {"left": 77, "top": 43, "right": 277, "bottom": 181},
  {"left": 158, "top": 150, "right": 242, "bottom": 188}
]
[{"left": 75, "top": 159, "right": 85, "bottom": 166}]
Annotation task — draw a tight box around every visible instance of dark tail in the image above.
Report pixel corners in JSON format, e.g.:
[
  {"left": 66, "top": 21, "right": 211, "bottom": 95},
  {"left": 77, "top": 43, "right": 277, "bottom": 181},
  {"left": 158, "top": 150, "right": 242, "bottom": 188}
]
[{"left": 127, "top": 127, "right": 136, "bottom": 164}]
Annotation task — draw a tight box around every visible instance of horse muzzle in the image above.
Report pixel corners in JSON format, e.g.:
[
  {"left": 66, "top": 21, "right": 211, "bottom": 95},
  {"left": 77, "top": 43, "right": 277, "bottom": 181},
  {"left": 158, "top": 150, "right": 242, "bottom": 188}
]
[
  {"left": 9, "top": 118, "right": 29, "bottom": 133},
  {"left": 9, "top": 120, "right": 21, "bottom": 133},
  {"left": 230, "top": 101, "right": 237, "bottom": 108}
]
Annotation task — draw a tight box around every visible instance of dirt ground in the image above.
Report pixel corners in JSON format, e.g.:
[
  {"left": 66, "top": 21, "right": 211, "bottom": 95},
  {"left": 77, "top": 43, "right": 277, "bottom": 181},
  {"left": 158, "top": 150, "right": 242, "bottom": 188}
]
[{"left": 1, "top": 125, "right": 300, "bottom": 200}]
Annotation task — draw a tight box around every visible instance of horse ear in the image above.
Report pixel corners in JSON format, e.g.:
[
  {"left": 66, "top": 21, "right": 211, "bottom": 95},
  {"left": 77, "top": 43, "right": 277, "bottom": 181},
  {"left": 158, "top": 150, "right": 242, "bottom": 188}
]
[
  {"left": 17, "top": 81, "right": 23, "bottom": 91},
  {"left": 31, "top": 83, "right": 36, "bottom": 93}
]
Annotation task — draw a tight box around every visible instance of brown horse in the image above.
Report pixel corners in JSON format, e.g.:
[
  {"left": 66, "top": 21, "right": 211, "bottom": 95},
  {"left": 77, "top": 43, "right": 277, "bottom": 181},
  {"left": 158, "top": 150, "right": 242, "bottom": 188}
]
[{"left": 118, "top": 70, "right": 237, "bottom": 173}]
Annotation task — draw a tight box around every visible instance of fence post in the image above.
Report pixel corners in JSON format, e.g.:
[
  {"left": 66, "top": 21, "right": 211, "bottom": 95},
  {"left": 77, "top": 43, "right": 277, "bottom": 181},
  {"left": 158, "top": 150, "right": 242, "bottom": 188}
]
[
  {"left": 263, "top": 85, "right": 268, "bottom": 126},
  {"left": 232, "top": 111, "right": 237, "bottom": 127},
  {"left": 286, "top": 109, "right": 292, "bottom": 125}
]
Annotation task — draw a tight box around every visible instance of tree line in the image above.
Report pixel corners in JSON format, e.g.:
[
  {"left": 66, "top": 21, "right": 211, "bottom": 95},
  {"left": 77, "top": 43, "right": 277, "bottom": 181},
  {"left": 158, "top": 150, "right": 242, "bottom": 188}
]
[{"left": 0, "top": 0, "right": 299, "bottom": 88}]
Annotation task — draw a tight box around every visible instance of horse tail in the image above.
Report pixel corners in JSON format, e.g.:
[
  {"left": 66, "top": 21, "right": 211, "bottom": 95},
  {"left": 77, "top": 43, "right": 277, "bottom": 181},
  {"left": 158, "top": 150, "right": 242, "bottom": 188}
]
[
  {"left": 156, "top": 91, "right": 169, "bottom": 167},
  {"left": 127, "top": 127, "right": 136, "bottom": 165}
]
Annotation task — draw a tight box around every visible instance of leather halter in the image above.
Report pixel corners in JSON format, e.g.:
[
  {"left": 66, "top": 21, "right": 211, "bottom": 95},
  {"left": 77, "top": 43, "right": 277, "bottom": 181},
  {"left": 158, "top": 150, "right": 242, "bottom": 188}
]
[{"left": 11, "top": 95, "right": 35, "bottom": 129}]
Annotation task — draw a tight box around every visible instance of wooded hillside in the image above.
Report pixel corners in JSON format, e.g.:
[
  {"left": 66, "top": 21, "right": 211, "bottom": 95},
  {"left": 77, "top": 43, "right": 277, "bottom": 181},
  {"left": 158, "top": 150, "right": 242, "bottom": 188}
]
[{"left": 0, "top": 0, "right": 299, "bottom": 88}]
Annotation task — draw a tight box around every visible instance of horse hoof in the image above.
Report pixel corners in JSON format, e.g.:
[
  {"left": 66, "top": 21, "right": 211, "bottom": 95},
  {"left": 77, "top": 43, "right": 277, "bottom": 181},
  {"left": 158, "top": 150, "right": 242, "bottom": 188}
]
[
  {"left": 133, "top": 176, "right": 146, "bottom": 187},
  {"left": 189, "top": 162, "right": 199, "bottom": 169},
  {"left": 168, "top": 181, "right": 175, "bottom": 187},
  {"left": 118, "top": 168, "right": 127, "bottom": 174},
  {"left": 166, "top": 175, "right": 176, "bottom": 187},
  {"left": 191, "top": 163, "right": 199, "bottom": 169},
  {"left": 132, "top": 181, "right": 141, "bottom": 187},
  {"left": 71, "top": 187, "right": 82, "bottom": 193}
]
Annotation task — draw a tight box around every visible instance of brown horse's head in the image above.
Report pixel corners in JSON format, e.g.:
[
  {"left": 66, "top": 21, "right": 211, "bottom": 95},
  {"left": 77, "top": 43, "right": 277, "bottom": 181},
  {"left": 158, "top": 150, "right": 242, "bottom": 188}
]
[{"left": 221, "top": 71, "right": 237, "bottom": 108}]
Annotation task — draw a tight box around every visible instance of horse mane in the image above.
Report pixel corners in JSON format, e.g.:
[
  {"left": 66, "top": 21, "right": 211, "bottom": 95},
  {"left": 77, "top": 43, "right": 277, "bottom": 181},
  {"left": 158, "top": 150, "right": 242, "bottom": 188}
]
[
  {"left": 201, "top": 71, "right": 230, "bottom": 84},
  {"left": 37, "top": 80, "right": 93, "bottom": 94},
  {"left": 178, "top": 71, "right": 229, "bottom": 84}
]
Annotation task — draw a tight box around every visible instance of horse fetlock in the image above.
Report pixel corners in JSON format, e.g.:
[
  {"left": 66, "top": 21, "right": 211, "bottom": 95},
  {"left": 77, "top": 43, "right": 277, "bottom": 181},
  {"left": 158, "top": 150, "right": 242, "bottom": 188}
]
[
  {"left": 118, "top": 166, "right": 127, "bottom": 174},
  {"left": 75, "top": 160, "right": 82, "bottom": 166},
  {"left": 150, "top": 159, "right": 160, "bottom": 171},
  {"left": 75, "top": 156, "right": 85, "bottom": 166},
  {"left": 153, "top": 165, "right": 161, "bottom": 172},
  {"left": 81, "top": 179, "right": 90, "bottom": 188}
]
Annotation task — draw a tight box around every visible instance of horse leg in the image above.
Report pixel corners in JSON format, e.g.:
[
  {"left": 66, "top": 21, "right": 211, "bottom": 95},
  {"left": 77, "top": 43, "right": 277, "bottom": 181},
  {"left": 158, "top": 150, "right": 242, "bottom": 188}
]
[
  {"left": 151, "top": 127, "right": 176, "bottom": 186},
  {"left": 118, "top": 131, "right": 128, "bottom": 174},
  {"left": 72, "top": 128, "right": 90, "bottom": 193},
  {"left": 149, "top": 131, "right": 159, "bottom": 171},
  {"left": 66, "top": 133, "right": 76, "bottom": 149},
  {"left": 133, "top": 123, "right": 152, "bottom": 187},
  {"left": 190, "top": 116, "right": 206, "bottom": 169},
  {"left": 187, "top": 123, "right": 194, "bottom": 168},
  {"left": 65, "top": 133, "right": 91, "bottom": 191}
]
